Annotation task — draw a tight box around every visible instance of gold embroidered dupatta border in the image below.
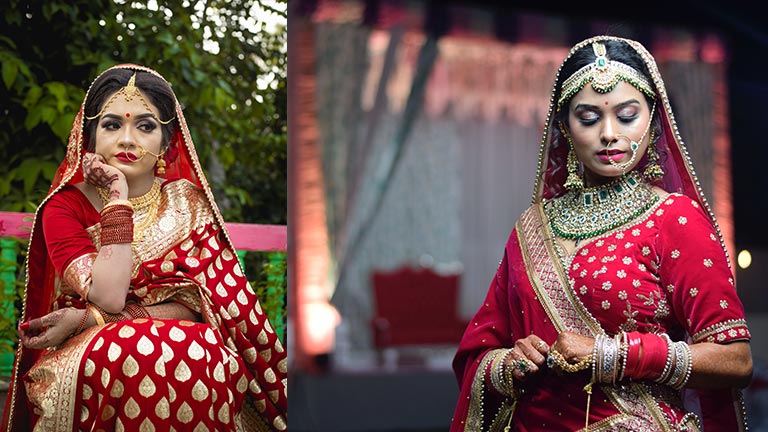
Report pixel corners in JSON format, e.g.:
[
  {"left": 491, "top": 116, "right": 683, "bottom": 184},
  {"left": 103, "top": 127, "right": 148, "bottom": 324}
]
[
  {"left": 514, "top": 204, "right": 680, "bottom": 432},
  {"left": 464, "top": 348, "right": 515, "bottom": 432},
  {"left": 23, "top": 327, "right": 100, "bottom": 431}
]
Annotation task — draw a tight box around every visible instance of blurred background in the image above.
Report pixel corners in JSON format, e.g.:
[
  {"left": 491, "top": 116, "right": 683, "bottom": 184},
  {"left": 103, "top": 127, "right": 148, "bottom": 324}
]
[{"left": 288, "top": 1, "right": 768, "bottom": 430}]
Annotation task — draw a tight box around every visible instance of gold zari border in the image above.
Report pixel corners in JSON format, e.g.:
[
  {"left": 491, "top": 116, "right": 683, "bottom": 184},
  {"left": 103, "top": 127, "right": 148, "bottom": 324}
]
[
  {"left": 691, "top": 319, "right": 750, "bottom": 343},
  {"left": 26, "top": 326, "right": 100, "bottom": 431},
  {"left": 61, "top": 252, "right": 97, "bottom": 298},
  {"left": 515, "top": 205, "right": 678, "bottom": 432}
]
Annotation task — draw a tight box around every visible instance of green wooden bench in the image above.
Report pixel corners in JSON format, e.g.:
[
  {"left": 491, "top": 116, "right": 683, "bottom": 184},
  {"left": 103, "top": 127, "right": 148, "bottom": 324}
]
[{"left": 0, "top": 211, "right": 287, "bottom": 376}]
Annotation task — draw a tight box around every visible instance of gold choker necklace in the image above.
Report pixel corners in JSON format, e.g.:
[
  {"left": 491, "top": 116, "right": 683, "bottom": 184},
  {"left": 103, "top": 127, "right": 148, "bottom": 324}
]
[
  {"left": 97, "top": 179, "right": 161, "bottom": 211},
  {"left": 545, "top": 172, "right": 658, "bottom": 242}
]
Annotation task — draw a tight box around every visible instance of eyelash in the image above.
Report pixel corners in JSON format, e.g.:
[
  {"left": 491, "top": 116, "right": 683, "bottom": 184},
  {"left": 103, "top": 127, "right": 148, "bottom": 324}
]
[
  {"left": 101, "top": 121, "right": 157, "bottom": 132},
  {"left": 578, "top": 113, "right": 638, "bottom": 126}
]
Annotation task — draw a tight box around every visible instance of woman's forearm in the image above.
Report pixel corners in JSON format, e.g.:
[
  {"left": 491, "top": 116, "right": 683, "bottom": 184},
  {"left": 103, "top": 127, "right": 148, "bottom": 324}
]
[
  {"left": 76, "top": 302, "right": 200, "bottom": 334},
  {"left": 686, "top": 341, "right": 753, "bottom": 389},
  {"left": 89, "top": 243, "right": 133, "bottom": 313}
]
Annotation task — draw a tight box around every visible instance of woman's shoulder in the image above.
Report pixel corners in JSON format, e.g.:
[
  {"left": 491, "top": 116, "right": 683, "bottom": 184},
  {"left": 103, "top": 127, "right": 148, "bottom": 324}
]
[
  {"left": 655, "top": 192, "right": 708, "bottom": 219},
  {"left": 41, "top": 184, "right": 100, "bottom": 225},
  {"left": 507, "top": 202, "right": 540, "bottom": 234},
  {"left": 162, "top": 178, "right": 205, "bottom": 201},
  {"left": 44, "top": 184, "right": 91, "bottom": 210},
  {"left": 161, "top": 178, "right": 220, "bottom": 223},
  {"left": 652, "top": 192, "right": 718, "bottom": 238}
]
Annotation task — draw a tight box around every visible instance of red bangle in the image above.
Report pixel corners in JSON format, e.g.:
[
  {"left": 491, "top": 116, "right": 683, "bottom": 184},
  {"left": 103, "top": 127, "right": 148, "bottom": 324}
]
[
  {"left": 623, "top": 332, "right": 643, "bottom": 377},
  {"left": 125, "top": 303, "right": 150, "bottom": 319},
  {"left": 633, "top": 333, "right": 669, "bottom": 380},
  {"left": 73, "top": 307, "right": 90, "bottom": 336},
  {"left": 100, "top": 225, "right": 133, "bottom": 245}
]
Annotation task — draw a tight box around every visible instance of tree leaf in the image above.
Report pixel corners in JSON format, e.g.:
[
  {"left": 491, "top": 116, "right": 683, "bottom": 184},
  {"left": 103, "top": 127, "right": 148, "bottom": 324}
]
[
  {"left": 1, "top": 58, "right": 18, "bottom": 89},
  {"left": 22, "top": 85, "right": 43, "bottom": 109},
  {"left": 17, "top": 158, "right": 42, "bottom": 194}
]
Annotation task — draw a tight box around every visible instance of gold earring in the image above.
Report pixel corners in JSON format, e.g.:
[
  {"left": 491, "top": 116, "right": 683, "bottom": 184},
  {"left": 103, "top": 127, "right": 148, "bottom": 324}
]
[
  {"left": 643, "top": 129, "right": 663, "bottom": 179},
  {"left": 559, "top": 124, "right": 583, "bottom": 191},
  {"left": 156, "top": 152, "right": 166, "bottom": 175}
]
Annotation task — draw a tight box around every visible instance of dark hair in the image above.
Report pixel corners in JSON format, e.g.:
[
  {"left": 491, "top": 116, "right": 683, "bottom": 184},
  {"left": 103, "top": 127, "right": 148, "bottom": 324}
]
[
  {"left": 554, "top": 39, "right": 657, "bottom": 125},
  {"left": 83, "top": 68, "right": 177, "bottom": 152}
]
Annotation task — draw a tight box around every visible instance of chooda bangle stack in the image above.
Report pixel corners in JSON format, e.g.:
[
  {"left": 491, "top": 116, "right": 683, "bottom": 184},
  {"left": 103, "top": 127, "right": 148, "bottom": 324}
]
[{"left": 99, "top": 201, "right": 134, "bottom": 246}]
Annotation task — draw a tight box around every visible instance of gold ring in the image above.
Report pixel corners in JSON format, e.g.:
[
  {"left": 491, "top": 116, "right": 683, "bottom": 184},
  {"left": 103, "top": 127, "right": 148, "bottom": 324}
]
[{"left": 536, "top": 340, "right": 546, "bottom": 349}]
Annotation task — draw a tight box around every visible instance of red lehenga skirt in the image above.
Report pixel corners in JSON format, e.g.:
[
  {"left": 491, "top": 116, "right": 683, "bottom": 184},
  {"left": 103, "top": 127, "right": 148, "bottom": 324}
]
[{"left": 25, "top": 318, "right": 250, "bottom": 431}]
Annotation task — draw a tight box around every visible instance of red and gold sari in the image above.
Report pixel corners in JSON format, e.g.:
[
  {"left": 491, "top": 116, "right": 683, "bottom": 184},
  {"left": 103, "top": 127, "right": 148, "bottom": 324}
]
[
  {"left": 450, "top": 37, "right": 750, "bottom": 431},
  {"left": 2, "top": 65, "right": 287, "bottom": 431}
]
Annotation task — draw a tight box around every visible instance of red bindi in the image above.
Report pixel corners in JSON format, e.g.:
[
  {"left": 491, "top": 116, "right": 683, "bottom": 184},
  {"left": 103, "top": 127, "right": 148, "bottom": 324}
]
[
  {"left": 605, "top": 101, "right": 609, "bottom": 105},
  {"left": 125, "top": 113, "right": 131, "bottom": 118}
]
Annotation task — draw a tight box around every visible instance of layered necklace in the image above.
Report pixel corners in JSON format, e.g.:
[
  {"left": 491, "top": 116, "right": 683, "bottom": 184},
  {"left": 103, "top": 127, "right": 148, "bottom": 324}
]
[
  {"left": 98, "top": 179, "right": 162, "bottom": 248},
  {"left": 545, "top": 172, "right": 658, "bottom": 243}
]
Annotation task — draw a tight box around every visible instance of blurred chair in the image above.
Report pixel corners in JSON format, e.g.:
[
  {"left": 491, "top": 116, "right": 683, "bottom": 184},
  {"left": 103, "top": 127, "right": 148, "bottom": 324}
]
[{"left": 371, "top": 265, "right": 468, "bottom": 368}]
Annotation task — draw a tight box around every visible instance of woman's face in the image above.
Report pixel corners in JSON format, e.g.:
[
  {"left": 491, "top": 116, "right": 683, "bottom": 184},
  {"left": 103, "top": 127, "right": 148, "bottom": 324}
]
[
  {"left": 93, "top": 89, "right": 164, "bottom": 180},
  {"left": 564, "top": 81, "right": 654, "bottom": 186}
]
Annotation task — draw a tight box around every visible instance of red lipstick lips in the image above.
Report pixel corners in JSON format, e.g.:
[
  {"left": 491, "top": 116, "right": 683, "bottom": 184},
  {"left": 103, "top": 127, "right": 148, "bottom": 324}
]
[
  {"left": 598, "top": 149, "right": 625, "bottom": 162},
  {"left": 115, "top": 152, "right": 137, "bottom": 163}
]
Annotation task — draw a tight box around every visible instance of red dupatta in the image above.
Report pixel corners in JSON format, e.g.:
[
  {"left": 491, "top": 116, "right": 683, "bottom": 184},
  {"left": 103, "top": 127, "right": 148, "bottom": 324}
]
[
  {"left": 2, "top": 64, "right": 287, "bottom": 431},
  {"left": 451, "top": 36, "right": 747, "bottom": 431}
]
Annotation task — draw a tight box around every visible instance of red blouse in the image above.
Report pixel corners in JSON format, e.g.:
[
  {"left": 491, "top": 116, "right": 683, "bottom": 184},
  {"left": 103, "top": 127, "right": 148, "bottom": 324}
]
[
  {"left": 41, "top": 185, "right": 99, "bottom": 277},
  {"left": 567, "top": 193, "right": 749, "bottom": 343}
]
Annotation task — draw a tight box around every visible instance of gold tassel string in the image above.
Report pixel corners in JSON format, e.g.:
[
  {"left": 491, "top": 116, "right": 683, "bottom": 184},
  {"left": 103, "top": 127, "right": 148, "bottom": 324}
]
[
  {"left": 503, "top": 398, "right": 518, "bottom": 432},
  {"left": 583, "top": 382, "right": 594, "bottom": 431}
]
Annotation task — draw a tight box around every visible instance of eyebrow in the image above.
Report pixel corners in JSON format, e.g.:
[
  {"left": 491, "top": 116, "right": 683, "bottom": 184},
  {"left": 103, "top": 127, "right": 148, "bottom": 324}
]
[{"left": 573, "top": 99, "right": 642, "bottom": 111}]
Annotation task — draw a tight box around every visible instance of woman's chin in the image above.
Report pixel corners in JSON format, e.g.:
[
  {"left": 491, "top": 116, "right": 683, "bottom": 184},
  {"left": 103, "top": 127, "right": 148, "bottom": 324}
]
[{"left": 583, "top": 166, "right": 631, "bottom": 185}]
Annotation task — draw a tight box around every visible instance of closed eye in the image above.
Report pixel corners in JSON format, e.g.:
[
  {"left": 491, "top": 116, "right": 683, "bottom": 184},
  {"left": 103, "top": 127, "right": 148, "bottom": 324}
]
[
  {"left": 618, "top": 114, "right": 639, "bottom": 123},
  {"left": 578, "top": 112, "right": 599, "bottom": 126}
]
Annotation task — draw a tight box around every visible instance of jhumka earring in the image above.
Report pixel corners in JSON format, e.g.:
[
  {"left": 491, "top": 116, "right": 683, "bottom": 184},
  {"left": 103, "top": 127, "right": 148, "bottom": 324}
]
[
  {"left": 643, "top": 129, "right": 664, "bottom": 180},
  {"left": 155, "top": 154, "right": 166, "bottom": 175},
  {"left": 136, "top": 146, "right": 166, "bottom": 175},
  {"left": 559, "top": 124, "right": 583, "bottom": 191}
]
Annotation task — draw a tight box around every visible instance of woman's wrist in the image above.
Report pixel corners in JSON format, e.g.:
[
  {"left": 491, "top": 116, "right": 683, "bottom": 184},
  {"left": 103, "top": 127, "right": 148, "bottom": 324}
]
[
  {"left": 71, "top": 306, "right": 101, "bottom": 336},
  {"left": 107, "top": 183, "right": 128, "bottom": 201}
]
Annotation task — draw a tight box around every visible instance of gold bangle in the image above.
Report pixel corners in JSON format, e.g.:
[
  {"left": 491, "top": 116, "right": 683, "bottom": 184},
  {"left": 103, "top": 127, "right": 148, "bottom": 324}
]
[
  {"left": 547, "top": 348, "right": 592, "bottom": 373},
  {"left": 89, "top": 305, "right": 106, "bottom": 326},
  {"left": 102, "top": 199, "right": 134, "bottom": 210}
]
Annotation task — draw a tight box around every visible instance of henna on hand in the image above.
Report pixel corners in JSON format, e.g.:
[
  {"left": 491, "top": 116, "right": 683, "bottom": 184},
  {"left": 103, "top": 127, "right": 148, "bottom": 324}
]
[
  {"left": 39, "top": 308, "right": 67, "bottom": 328},
  {"left": 82, "top": 153, "right": 120, "bottom": 189},
  {"left": 18, "top": 308, "right": 82, "bottom": 349}
]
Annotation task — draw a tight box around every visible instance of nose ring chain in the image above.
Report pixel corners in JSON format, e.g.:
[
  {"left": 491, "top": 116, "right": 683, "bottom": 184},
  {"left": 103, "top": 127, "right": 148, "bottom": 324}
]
[
  {"left": 120, "top": 145, "right": 163, "bottom": 163},
  {"left": 607, "top": 101, "right": 656, "bottom": 173}
]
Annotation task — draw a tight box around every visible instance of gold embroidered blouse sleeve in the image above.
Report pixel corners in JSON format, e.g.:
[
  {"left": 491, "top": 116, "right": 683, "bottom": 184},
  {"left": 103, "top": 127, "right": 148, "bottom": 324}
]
[{"left": 61, "top": 252, "right": 97, "bottom": 299}]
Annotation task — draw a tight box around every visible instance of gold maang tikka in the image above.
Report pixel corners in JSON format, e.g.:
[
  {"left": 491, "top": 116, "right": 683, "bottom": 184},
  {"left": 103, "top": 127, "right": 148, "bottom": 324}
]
[
  {"left": 558, "top": 42, "right": 656, "bottom": 108},
  {"left": 85, "top": 72, "right": 175, "bottom": 125}
]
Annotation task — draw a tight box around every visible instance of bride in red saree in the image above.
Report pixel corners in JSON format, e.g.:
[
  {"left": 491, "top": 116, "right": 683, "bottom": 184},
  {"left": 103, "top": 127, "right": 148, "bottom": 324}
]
[
  {"left": 1, "top": 65, "right": 287, "bottom": 431},
  {"left": 451, "top": 36, "right": 752, "bottom": 431}
]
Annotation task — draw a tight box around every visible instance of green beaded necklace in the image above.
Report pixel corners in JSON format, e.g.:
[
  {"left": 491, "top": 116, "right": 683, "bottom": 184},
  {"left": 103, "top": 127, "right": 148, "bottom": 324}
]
[{"left": 545, "top": 172, "right": 658, "bottom": 242}]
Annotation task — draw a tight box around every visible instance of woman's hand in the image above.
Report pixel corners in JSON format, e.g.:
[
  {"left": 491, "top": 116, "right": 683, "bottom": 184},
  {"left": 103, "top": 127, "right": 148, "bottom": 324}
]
[
  {"left": 82, "top": 153, "right": 127, "bottom": 200},
  {"left": 550, "top": 330, "right": 594, "bottom": 364},
  {"left": 18, "top": 308, "right": 83, "bottom": 349},
  {"left": 504, "top": 334, "right": 551, "bottom": 381}
]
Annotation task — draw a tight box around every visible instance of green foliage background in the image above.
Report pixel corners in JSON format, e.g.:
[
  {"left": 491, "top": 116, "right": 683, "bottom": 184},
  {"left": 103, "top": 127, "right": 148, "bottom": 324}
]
[
  {"left": 0, "top": 1, "right": 287, "bottom": 352},
  {"left": 0, "top": 0, "right": 286, "bottom": 223}
]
